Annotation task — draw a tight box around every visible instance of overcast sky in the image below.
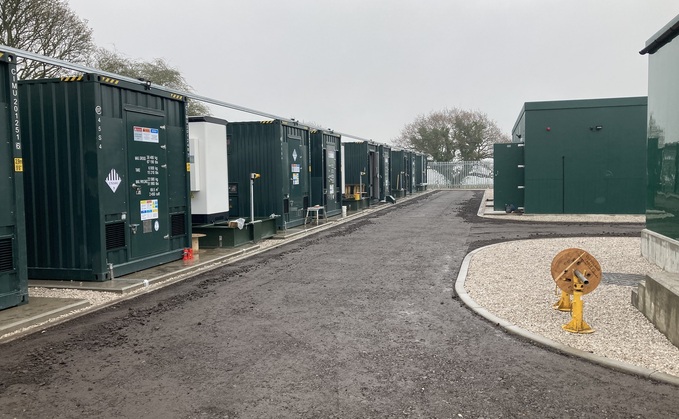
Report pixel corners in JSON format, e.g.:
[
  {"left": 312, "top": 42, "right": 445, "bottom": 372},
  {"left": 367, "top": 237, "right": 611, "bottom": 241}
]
[{"left": 67, "top": 0, "right": 679, "bottom": 143}]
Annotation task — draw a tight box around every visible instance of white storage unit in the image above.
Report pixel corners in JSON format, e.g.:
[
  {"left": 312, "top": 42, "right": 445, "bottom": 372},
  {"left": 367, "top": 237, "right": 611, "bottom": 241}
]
[{"left": 188, "top": 116, "right": 229, "bottom": 224}]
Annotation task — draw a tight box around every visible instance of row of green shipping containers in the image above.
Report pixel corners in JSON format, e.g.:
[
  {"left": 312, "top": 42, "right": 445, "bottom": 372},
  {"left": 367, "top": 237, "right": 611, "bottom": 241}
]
[
  {"left": 0, "top": 53, "right": 430, "bottom": 301},
  {"left": 226, "top": 124, "right": 429, "bottom": 229}
]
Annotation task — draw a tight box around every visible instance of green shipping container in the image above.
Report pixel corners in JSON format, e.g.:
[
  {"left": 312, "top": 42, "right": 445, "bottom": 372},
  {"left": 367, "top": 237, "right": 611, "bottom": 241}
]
[
  {"left": 310, "top": 129, "right": 342, "bottom": 216},
  {"left": 414, "top": 153, "right": 428, "bottom": 191},
  {"left": 343, "top": 141, "right": 381, "bottom": 201},
  {"left": 0, "top": 51, "right": 28, "bottom": 308},
  {"left": 493, "top": 143, "right": 525, "bottom": 211},
  {"left": 20, "top": 74, "right": 191, "bottom": 281},
  {"left": 227, "top": 120, "right": 310, "bottom": 229},
  {"left": 513, "top": 97, "right": 647, "bottom": 214},
  {"left": 390, "top": 149, "right": 408, "bottom": 198}
]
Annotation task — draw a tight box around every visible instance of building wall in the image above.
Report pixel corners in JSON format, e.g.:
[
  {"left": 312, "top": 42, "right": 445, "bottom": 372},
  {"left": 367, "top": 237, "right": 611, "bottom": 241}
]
[
  {"left": 647, "top": 36, "right": 679, "bottom": 240},
  {"left": 515, "top": 98, "right": 647, "bottom": 214}
]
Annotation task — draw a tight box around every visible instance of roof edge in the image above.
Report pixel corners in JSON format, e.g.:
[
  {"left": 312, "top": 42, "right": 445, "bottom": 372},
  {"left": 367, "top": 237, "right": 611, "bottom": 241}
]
[{"left": 640, "top": 14, "right": 679, "bottom": 55}]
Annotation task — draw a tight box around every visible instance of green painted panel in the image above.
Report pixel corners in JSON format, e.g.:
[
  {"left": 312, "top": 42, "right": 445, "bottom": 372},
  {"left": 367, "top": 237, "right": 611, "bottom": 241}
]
[
  {"left": 227, "top": 121, "right": 310, "bottom": 229},
  {"left": 344, "top": 142, "right": 380, "bottom": 200},
  {"left": 519, "top": 97, "right": 647, "bottom": 214},
  {"left": 390, "top": 150, "right": 407, "bottom": 196},
  {"left": 646, "top": 32, "right": 679, "bottom": 240},
  {"left": 0, "top": 51, "right": 28, "bottom": 308},
  {"left": 310, "top": 130, "right": 342, "bottom": 216},
  {"left": 19, "top": 74, "right": 189, "bottom": 281},
  {"left": 493, "top": 143, "right": 525, "bottom": 211}
]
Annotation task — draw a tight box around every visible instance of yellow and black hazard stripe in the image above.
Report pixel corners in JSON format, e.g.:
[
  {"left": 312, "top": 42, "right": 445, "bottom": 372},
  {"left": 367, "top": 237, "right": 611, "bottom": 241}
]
[
  {"left": 99, "top": 76, "right": 120, "bottom": 85},
  {"left": 260, "top": 120, "right": 274, "bottom": 124},
  {"left": 61, "top": 75, "right": 83, "bottom": 82},
  {"left": 170, "top": 93, "right": 184, "bottom": 100}
]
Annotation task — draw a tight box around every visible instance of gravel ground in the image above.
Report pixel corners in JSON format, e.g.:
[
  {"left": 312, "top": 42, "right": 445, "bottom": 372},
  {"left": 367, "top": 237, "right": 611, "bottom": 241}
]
[{"left": 463, "top": 236, "right": 679, "bottom": 377}]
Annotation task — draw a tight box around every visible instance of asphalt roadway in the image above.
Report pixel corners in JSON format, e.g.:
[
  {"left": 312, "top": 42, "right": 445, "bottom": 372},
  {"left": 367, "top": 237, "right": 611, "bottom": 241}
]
[{"left": 1, "top": 190, "right": 678, "bottom": 418}]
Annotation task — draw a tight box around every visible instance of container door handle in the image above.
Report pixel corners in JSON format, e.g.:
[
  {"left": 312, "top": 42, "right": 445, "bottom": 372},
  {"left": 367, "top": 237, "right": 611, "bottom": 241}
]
[{"left": 130, "top": 224, "right": 139, "bottom": 234}]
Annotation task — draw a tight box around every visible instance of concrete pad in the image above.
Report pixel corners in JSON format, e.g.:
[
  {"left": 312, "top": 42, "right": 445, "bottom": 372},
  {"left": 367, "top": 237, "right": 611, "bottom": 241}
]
[
  {"left": 29, "top": 279, "right": 144, "bottom": 294},
  {"left": 0, "top": 297, "right": 89, "bottom": 336}
]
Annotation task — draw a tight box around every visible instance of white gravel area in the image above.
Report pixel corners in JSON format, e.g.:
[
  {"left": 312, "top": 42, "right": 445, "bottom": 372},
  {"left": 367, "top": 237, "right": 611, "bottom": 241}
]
[{"left": 464, "top": 236, "right": 679, "bottom": 377}]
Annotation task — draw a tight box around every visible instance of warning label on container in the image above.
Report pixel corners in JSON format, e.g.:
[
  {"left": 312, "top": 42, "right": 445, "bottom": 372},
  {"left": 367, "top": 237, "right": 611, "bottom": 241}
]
[
  {"left": 133, "top": 126, "right": 159, "bottom": 143},
  {"left": 140, "top": 199, "right": 159, "bottom": 220},
  {"left": 292, "top": 173, "right": 299, "bottom": 185},
  {"left": 291, "top": 163, "right": 301, "bottom": 173},
  {"left": 106, "top": 168, "right": 121, "bottom": 193}
]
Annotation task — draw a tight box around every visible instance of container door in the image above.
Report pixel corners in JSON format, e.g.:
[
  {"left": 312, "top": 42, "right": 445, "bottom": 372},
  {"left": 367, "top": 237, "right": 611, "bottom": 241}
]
[
  {"left": 288, "top": 137, "right": 304, "bottom": 217},
  {"left": 126, "top": 111, "right": 169, "bottom": 258},
  {"left": 326, "top": 144, "right": 337, "bottom": 211}
]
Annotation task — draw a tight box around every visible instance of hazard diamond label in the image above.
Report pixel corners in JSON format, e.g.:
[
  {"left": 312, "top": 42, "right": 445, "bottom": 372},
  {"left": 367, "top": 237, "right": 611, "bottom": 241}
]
[{"left": 106, "top": 169, "right": 122, "bottom": 193}]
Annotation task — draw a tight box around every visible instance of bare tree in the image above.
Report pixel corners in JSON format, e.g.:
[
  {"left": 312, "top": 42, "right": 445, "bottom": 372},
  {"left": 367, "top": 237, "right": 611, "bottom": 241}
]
[
  {"left": 393, "top": 108, "right": 510, "bottom": 161},
  {"left": 0, "top": 0, "right": 96, "bottom": 79},
  {"left": 94, "top": 49, "right": 211, "bottom": 116}
]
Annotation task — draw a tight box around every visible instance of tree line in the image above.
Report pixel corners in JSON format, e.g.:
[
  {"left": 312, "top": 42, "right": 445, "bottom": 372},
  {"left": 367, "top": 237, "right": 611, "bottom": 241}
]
[{"left": 0, "top": 0, "right": 209, "bottom": 115}]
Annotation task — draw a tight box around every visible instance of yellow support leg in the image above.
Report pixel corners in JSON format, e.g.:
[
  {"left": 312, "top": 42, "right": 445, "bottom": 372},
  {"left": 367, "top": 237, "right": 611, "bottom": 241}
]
[
  {"left": 553, "top": 290, "right": 572, "bottom": 312},
  {"left": 562, "top": 286, "right": 594, "bottom": 334}
]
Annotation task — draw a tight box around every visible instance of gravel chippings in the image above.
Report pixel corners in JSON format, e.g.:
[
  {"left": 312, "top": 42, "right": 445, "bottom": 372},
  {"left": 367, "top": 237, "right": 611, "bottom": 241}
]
[{"left": 464, "top": 236, "right": 679, "bottom": 377}]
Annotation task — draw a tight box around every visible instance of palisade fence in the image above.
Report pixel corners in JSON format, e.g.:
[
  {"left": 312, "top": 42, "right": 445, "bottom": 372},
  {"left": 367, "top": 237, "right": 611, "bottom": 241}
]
[{"left": 427, "top": 160, "right": 494, "bottom": 189}]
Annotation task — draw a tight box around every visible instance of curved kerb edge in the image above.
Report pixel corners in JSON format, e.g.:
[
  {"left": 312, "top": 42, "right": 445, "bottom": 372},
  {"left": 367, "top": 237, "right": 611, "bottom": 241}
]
[{"left": 455, "top": 243, "right": 679, "bottom": 387}]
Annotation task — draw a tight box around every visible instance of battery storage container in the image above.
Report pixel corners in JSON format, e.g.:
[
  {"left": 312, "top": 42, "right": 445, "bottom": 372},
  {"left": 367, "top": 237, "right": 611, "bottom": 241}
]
[
  {"left": 20, "top": 74, "right": 191, "bottom": 281},
  {"left": 227, "top": 120, "right": 310, "bottom": 229}
]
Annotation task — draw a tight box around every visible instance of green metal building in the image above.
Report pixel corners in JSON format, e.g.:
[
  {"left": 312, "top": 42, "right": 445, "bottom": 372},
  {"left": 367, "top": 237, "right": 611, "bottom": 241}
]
[
  {"left": 511, "top": 97, "right": 647, "bottom": 214},
  {"left": 20, "top": 74, "right": 191, "bottom": 281},
  {"left": 227, "top": 120, "right": 310, "bottom": 229},
  {"left": 310, "top": 129, "right": 342, "bottom": 216},
  {"left": 641, "top": 17, "right": 679, "bottom": 241},
  {"left": 0, "top": 51, "right": 28, "bottom": 308}
]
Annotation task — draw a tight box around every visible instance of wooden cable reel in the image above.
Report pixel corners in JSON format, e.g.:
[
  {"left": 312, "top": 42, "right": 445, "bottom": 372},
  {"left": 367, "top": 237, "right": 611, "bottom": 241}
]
[{"left": 550, "top": 248, "right": 602, "bottom": 334}]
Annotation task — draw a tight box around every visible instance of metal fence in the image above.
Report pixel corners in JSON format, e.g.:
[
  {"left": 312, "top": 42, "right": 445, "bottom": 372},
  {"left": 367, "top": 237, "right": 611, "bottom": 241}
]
[{"left": 427, "top": 160, "right": 494, "bottom": 189}]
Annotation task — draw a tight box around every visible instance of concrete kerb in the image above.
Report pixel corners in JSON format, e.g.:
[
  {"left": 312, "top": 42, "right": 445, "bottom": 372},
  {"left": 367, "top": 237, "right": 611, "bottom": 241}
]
[
  {"left": 1, "top": 191, "right": 434, "bottom": 344},
  {"left": 455, "top": 245, "right": 679, "bottom": 387}
]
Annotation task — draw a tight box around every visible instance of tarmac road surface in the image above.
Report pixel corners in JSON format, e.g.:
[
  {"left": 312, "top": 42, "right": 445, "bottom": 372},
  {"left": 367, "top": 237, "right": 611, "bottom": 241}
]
[{"left": 1, "top": 190, "right": 677, "bottom": 418}]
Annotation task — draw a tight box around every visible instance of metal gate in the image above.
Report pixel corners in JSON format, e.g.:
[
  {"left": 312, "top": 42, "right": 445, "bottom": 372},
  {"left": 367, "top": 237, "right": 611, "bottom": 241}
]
[{"left": 427, "top": 161, "right": 494, "bottom": 189}]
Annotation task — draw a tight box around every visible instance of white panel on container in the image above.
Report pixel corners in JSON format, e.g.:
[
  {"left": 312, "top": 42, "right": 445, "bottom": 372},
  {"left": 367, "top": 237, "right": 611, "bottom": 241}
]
[
  {"left": 188, "top": 119, "right": 229, "bottom": 217},
  {"left": 189, "top": 136, "right": 201, "bottom": 192}
]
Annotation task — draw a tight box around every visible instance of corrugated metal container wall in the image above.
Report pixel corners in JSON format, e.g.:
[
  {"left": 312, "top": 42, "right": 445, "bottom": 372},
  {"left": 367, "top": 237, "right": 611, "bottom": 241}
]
[
  {"left": 390, "top": 149, "right": 407, "bottom": 197},
  {"left": 227, "top": 120, "right": 310, "bottom": 229},
  {"left": 310, "top": 129, "right": 342, "bottom": 216},
  {"left": 379, "top": 144, "right": 391, "bottom": 200},
  {"left": 521, "top": 98, "right": 647, "bottom": 214},
  {"left": 20, "top": 74, "right": 191, "bottom": 281},
  {"left": 493, "top": 143, "right": 525, "bottom": 211},
  {"left": 343, "top": 142, "right": 380, "bottom": 200},
  {"left": 0, "top": 51, "right": 28, "bottom": 308}
]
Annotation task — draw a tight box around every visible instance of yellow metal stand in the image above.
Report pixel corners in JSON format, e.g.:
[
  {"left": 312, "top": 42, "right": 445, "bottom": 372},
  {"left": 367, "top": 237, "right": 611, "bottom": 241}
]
[
  {"left": 553, "top": 290, "right": 572, "bottom": 311},
  {"left": 562, "top": 282, "right": 593, "bottom": 334},
  {"left": 550, "top": 248, "right": 602, "bottom": 335}
]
